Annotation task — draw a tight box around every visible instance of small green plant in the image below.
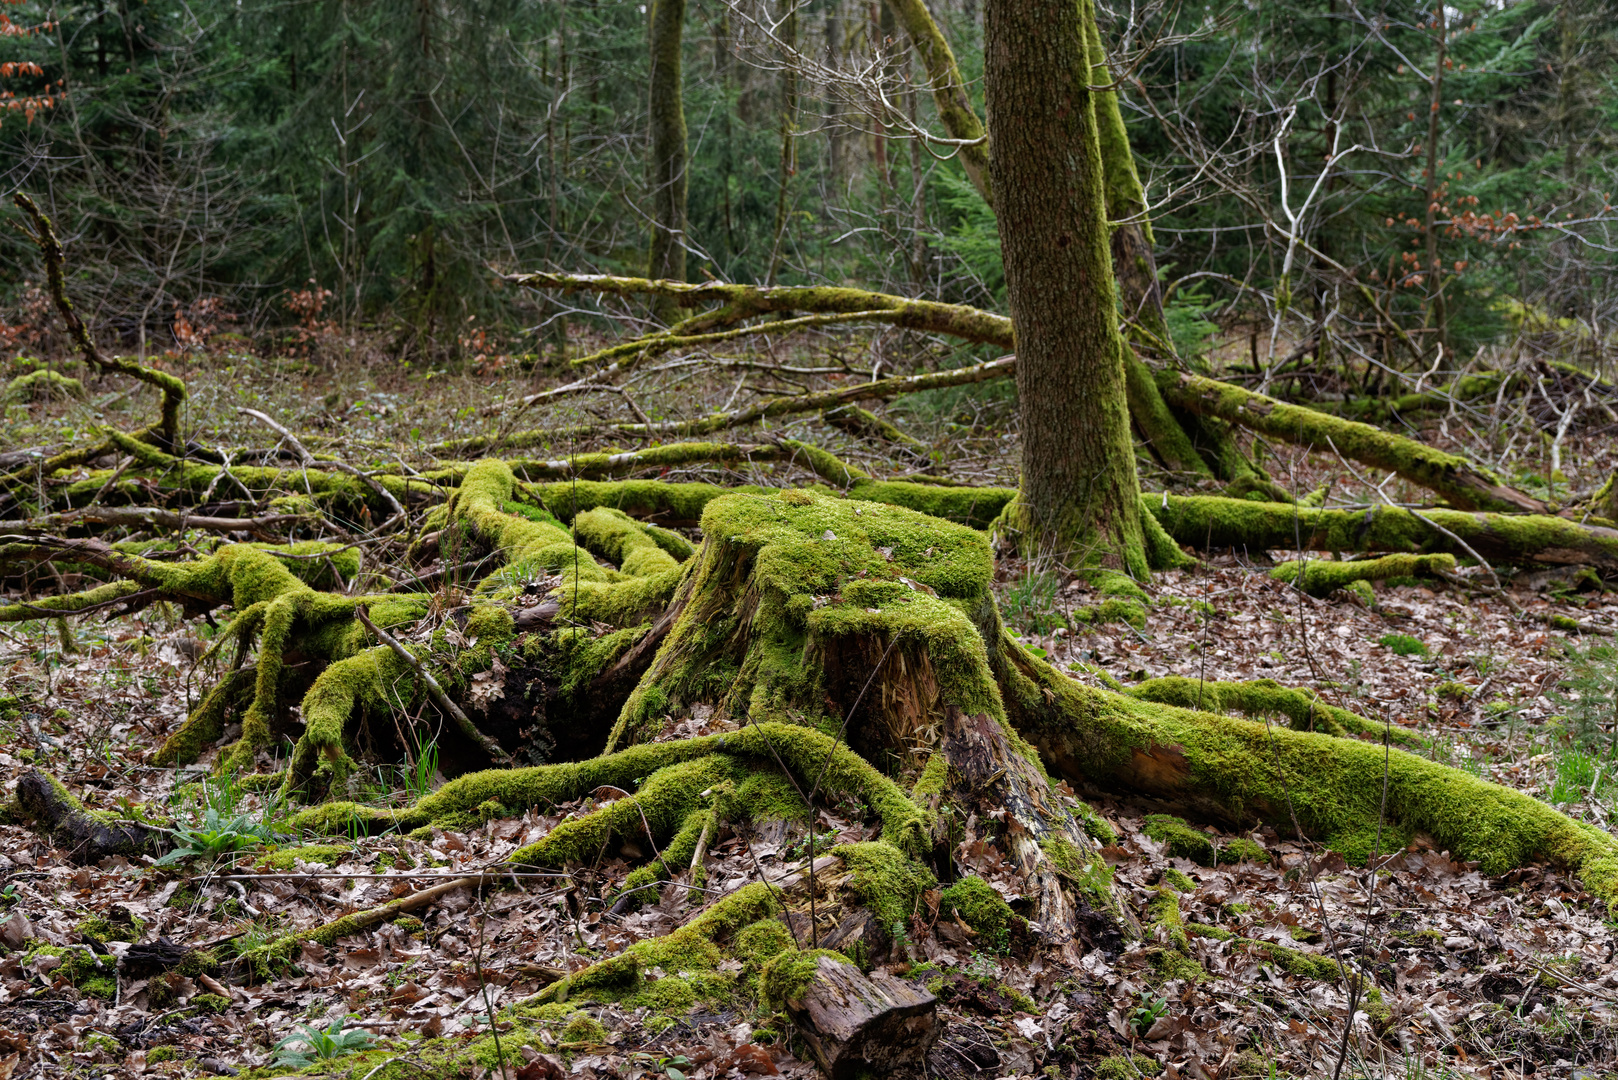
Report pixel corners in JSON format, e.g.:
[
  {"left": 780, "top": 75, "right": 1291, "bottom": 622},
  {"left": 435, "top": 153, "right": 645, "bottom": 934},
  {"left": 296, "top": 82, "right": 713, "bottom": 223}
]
[
  {"left": 272, "top": 1016, "right": 375, "bottom": 1067},
  {"left": 1549, "top": 749, "right": 1602, "bottom": 804},
  {"left": 1004, "top": 566, "right": 1065, "bottom": 637},
  {"left": 1547, "top": 641, "right": 1618, "bottom": 753},
  {"left": 1130, "top": 994, "right": 1170, "bottom": 1037},
  {"left": 1377, "top": 633, "right": 1427, "bottom": 657},
  {"left": 629, "top": 1052, "right": 692, "bottom": 1080},
  {"left": 405, "top": 738, "right": 440, "bottom": 800},
  {"left": 155, "top": 808, "right": 282, "bottom": 866},
  {"left": 0, "top": 884, "right": 17, "bottom": 905}
]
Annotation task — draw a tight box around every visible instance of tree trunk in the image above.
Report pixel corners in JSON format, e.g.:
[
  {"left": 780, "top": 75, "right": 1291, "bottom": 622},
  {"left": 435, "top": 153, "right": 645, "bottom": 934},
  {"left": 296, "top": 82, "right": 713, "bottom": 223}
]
[
  {"left": 646, "top": 0, "right": 688, "bottom": 322},
  {"left": 984, "top": 0, "right": 1148, "bottom": 574}
]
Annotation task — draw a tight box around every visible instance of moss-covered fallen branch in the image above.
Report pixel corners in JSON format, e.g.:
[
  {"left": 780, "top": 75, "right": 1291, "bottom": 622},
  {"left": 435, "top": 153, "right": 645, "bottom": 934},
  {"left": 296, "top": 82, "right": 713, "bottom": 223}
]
[
  {"left": 1158, "top": 372, "right": 1547, "bottom": 514},
  {"left": 1149, "top": 493, "right": 1618, "bottom": 570}
]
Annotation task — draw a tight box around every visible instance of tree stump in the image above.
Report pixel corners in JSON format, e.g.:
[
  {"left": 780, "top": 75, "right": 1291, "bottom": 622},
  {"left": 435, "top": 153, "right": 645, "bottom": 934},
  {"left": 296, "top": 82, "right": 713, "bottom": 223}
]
[{"left": 785, "top": 955, "right": 939, "bottom": 1079}]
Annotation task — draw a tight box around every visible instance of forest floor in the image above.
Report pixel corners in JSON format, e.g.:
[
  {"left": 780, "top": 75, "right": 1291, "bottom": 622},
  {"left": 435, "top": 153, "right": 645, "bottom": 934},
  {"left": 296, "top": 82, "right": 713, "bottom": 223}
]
[{"left": 2, "top": 342, "right": 1618, "bottom": 1080}]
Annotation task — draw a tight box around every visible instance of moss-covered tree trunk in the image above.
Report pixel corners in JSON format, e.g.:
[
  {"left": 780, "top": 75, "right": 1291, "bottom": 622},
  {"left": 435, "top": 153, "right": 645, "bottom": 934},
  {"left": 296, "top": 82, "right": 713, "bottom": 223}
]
[
  {"left": 984, "top": 0, "right": 1148, "bottom": 574},
  {"left": 646, "top": 0, "right": 688, "bottom": 323}
]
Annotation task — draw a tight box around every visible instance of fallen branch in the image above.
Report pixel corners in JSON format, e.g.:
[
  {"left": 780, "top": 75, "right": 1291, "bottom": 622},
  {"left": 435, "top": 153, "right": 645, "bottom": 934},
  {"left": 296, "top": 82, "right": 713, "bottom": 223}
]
[
  {"left": 1158, "top": 372, "right": 1548, "bottom": 514},
  {"left": 433, "top": 356, "right": 1013, "bottom": 456},
  {"left": 0, "top": 507, "right": 311, "bottom": 538},
  {"left": 1147, "top": 493, "right": 1618, "bottom": 570}
]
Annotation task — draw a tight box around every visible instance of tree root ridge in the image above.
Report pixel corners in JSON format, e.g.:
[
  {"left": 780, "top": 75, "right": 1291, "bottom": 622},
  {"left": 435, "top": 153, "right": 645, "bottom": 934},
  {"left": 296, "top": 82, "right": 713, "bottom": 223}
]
[{"left": 1127, "top": 676, "right": 1423, "bottom": 747}]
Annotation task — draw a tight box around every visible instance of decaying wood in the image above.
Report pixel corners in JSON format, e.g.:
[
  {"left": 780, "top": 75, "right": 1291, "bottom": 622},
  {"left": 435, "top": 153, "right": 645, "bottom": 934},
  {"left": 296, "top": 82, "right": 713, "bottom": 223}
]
[
  {"left": 785, "top": 955, "right": 940, "bottom": 1080},
  {"left": 16, "top": 768, "right": 166, "bottom": 865}
]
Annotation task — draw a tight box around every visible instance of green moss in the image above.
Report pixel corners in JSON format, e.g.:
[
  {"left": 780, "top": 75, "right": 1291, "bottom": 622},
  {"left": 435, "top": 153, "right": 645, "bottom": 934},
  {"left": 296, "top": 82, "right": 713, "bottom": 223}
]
[
  {"left": 22, "top": 945, "right": 115, "bottom": 997},
  {"left": 84, "top": 1034, "right": 122, "bottom": 1056},
  {"left": 760, "top": 948, "right": 857, "bottom": 1009},
  {"left": 1094, "top": 1054, "right": 1163, "bottom": 1079},
  {"left": 558, "top": 1012, "right": 609, "bottom": 1046},
  {"left": 1344, "top": 579, "right": 1376, "bottom": 607},
  {"left": 146, "top": 1046, "right": 179, "bottom": 1064},
  {"left": 1096, "top": 597, "right": 1147, "bottom": 629},
  {"left": 1129, "top": 676, "right": 1422, "bottom": 747},
  {"left": 4, "top": 368, "right": 86, "bottom": 403},
  {"left": 938, "top": 876, "right": 1014, "bottom": 950},
  {"left": 1219, "top": 838, "right": 1269, "bottom": 865},
  {"left": 910, "top": 753, "right": 950, "bottom": 802},
  {"left": 1375, "top": 633, "right": 1426, "bottom": 656},
  {"left": 1186, "top": 923, "right": 1342, "bottom": 981},
  {"left": 1148, "top": 949, "right": 1204, "bottom": 983},
  {"left": 1143, "top": 815, "right": 1216, "bottom": 866},
  {"left": 834, "top": 841, "right": 936, "bottom": 932},
  {"left": 256, "top": 844, "right": 352, "bottom": 870},
  {"left": 1161, "top": 868, "right": 1196, "bottom": 893},
  {"left": 76, "top": 915, "right": 144, "bottom": 944},
  {"left": 1145, "top": 888, "right": 1189, "bottom": 952}
]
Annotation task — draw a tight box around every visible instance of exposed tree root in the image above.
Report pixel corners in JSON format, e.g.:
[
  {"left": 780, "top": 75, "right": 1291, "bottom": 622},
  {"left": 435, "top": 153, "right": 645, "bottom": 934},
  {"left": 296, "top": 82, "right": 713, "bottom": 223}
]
[
  {"left": 1126, "top": 676, "right": 1424, "bottom": 747},
  {"left": 1269, "top": 553, "right": 1458, "bottom": 596}
]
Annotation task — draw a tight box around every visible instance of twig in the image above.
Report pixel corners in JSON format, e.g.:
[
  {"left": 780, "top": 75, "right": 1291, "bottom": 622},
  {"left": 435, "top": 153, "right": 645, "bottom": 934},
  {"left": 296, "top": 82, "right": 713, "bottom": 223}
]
[{"left": 238, "top": 408, "right": 407, "bottom": 525}]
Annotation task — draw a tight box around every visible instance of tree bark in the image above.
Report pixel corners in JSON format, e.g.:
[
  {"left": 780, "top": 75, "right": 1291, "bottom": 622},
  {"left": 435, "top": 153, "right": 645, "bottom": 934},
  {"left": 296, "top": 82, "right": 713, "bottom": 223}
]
[
  {"left": 985, "top": 0, "right": 1148, "bottom": 574},
  {"left": 646, "top": 0, "right": 688, "bottom": 322}
]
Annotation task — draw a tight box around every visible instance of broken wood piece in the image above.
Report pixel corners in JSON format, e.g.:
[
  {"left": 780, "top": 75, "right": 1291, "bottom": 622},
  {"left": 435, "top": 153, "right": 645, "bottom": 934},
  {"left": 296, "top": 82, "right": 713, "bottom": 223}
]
[
  {"left": 15, "top": 769, "right": 166, "bottom": 865},
  {"left": 784, "top": 955, "right": 939, "bottom": 1079}
]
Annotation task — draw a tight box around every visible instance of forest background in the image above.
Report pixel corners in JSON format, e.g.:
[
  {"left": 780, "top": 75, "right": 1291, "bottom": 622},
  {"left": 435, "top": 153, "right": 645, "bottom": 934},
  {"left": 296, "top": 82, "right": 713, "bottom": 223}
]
[{"left": 2, "top": 0, "right": 1616, "bottom": 380}]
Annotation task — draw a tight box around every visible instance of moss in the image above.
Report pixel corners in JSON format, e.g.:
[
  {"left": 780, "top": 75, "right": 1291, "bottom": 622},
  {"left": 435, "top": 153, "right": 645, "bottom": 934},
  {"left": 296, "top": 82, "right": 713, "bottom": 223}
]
[
  {"left": 1094, "top": 1054, "right": 1163, "bottom": 1080},
  {"left": 938, "top": 876, "right": 1014, "bottom": 949},
  {"left": 1145, "top": 888, "right": 1189, "bottom": 952},
  {"left": 1161, "top": 868, "right": 1196, "bottom": 893},
  {"left": 558, "top": 1012, "right": 609, "bottom": 1046},
  {"left": 1270, "top": 553, "right": 1456, "bottom": 597},
  {"left": 1143, "top": 815, "right": 1216, "bottom": 866},
  {"left": 1344, "top": 579, "right": 1376, "bottom": 607},
  {"left": 189, "top": 993, "right": 231, "bottom": 1014},
  {"left": 1096, "top": 597, "right": 1147, "bottom": 629},
  {"left": 4, "top": 368, "right": 86, "bottom": 403},
  {"left": 1186, "top": 923, "right": 1342, "bottom": 981},
  {"left": 531, "top": 882, "right": 782, "bottom": 1010},
  {"left": 84, "top": 1034, "right": 122, "bottom": 1056},
  {"left": 146, "top": 1046, "right": 179, "bottom": 1064},
  {"left": 1148, "top": 949, "right": 1204, "bottom": 983},
  {"left": 76, "top": 915, "right": 144, "bottom": 944},
  {"left": 393, "top": 916, "right": 424, "bottom": 934},
  {"left": 760, "top": 948, "right": 857, "bottom": 1009},
  {"left": 256, "top": 844, "right": 351, "bottom": 870},
  {"left": 910, "top": 752, "right": 950, "bottom": 802},
  {"left": 22, "top": 945, "right": 115, "bottom": 997},
  {"left": 1219, "top": 837, "right": 1269, "bottom": 865},
  {"left": 1148, "top": 494, "right": 1618, "bottom": 569},
  {"left": 834, "top": 841, "right": 936, "bottom": 932}
]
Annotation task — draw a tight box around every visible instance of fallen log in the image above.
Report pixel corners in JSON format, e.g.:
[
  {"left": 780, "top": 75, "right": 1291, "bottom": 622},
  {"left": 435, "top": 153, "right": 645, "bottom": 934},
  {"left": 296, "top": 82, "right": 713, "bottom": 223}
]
[{"left": 16, "top": 769, "right": 167, "bottom": 865}]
